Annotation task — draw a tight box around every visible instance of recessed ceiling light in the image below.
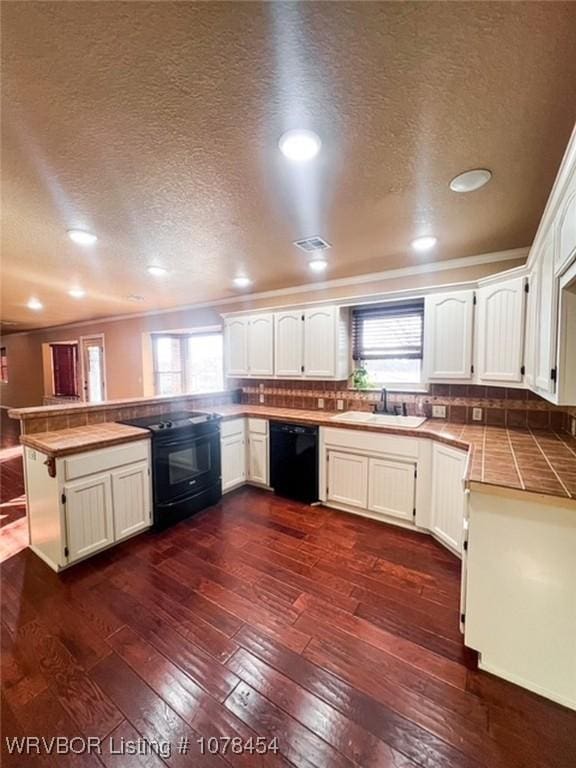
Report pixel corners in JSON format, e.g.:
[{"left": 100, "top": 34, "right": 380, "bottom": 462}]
[
  {"left": 147, "top": 266, "right": 168, "bottom": 277},
  {"left": 308, "top": 259, "right": 328, "bottom": 273},
  {"left": 233, "top": 276, "right": 252, "bottom": 288},
  {"left": 411, "top": 236, "right": 437, "bottom": 252},
  {"left": 449, "top": 169, "right": 492, "bottom": 193},
  {"left": 279, "top": 129, "right": 321, "bottom": 162},
  {"left": 67, "top": 229, "right": 97, "bottom": 246},
  {"left": 27, "top": 298, "right": 43, "bottom": 311},
  {"left": 68, "top": 288, "right": 85, "bottom": 298}
]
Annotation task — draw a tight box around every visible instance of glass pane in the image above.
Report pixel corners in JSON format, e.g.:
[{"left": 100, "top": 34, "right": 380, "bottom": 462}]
[
  {"left": 87, "top": 346, "right": 103, "bottom": 402},
  {"left": 155, "top": 337, "right": 182, "bottom": 373},
  {"left": 157, "top": 372, "right": 182, "bottom": 396},
  {"left": 185, "top": 334, "right": 223, "bottom": 393},
  {"left": 169, "top": 442, "right": 211, "bottom": 485},
  {"left": 365, "top": 358, "right": 422, "bottom": 385}
]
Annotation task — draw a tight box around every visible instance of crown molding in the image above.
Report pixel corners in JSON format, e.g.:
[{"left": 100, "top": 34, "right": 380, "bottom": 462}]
[{"left": 3, "top": 247, "right": 527, "bottom": 338}]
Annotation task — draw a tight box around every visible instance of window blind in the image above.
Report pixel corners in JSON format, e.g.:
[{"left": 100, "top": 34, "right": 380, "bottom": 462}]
[{"left": 352, "top": 300, "right": 424, "bottom": 361}]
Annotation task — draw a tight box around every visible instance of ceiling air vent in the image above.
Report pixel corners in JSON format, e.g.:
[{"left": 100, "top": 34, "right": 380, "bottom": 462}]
[{"left": 293, "top": 236, "right": 332, "bottom": 253}]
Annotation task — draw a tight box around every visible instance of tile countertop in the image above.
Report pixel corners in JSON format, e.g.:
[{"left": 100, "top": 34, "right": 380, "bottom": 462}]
[
  {"left": 20, "top": 404, "right": 576, "bottom": 501},
  {"left": 20, "top": 423, "right": 150, "bottom": 457},
  {"left": 214, "top": 405, "right": 576, "bottom": 501}
]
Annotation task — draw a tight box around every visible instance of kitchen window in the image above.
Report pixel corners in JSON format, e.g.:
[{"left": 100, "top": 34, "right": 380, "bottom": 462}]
[
  {"left": 0, "top": 347, "right": 7, "bottom": 382},
  {"left": 352, "top": 299, "right": 424, "bottom": 385},
  {"left": 152, "top": 331, "right": 223, "bottom": 396}
]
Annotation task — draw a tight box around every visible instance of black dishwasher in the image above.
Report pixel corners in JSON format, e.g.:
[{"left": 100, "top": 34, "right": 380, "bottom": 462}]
[{"left": 270, "top": 421, "right": 319, "bottom": 503}]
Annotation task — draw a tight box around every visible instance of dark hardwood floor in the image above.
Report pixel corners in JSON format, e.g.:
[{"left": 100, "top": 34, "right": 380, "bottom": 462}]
[{"left": 2, "top": 485, "right": 575, "bottom": 767}]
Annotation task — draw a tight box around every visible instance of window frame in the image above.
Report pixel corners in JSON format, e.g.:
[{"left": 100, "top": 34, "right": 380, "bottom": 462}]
[
  {"left": 351, "top": 299, "right": 425, "bottom": 388},
  {"left": 151, "top": 330, "right": 224, "bottom": 396}
]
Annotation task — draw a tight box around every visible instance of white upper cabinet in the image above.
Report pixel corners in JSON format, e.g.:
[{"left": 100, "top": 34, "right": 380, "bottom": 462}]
[
  {"left": 304, "top": 306, "right": 343, "bottom": 378},
  {"left": 275, "top": 311, "right": 304, "bottom": 377},
  {"left": 225, "top": 317, "right": 249, "bottom": 376},
  {"left": 534, "top": 235, "right": 558, "bottom": 394},
  {"left": 248, "top": 314, "right": 274, "bottom": 376},
  {"left": 555, "top": 167, "right": 576, "bottom": 275},
  {"left": 476, "top": 275, "right": 526, "bottom": 383},
  {"left": 424, "top": 291, "right": 474, "bottom": 380}
]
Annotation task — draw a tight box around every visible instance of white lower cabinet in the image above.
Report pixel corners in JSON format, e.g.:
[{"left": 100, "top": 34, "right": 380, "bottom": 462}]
[
  {"left": 247, "top": 418, "right": 269, "bottom": 486},
  {"left": 368, "top": 457, "right": 416, "bottom": 521},
  {"left": 64, "top": 473, "right": 115, "bottom": 563},
  {"left": 430, "top": 443, "right": 467, "bottom": 553},
  {"left": 327, "top": 451, "right": 369, "bottom": 508},
  {"left": 221, "top": 419, "right": 246, "bottom": 493},
  {"left": 221, "top": 417, "right": 270, "bottom": 492},
  {"left": 111, "top": 461, "right": 152, "bottom": 541},
  {"left": 24, "top": 439, "right": 153, "bottom": 571}
]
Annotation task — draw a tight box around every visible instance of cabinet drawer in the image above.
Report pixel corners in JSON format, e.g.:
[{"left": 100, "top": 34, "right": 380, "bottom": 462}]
[
  {"left": 248, "top": 418, "right": 268, "bottom": 435},
  {"left": 221, "top": 418, "right": 245, "bottom": 438},
  {"left": 63, "top": 440, "right": 149, "bottom": 481}
]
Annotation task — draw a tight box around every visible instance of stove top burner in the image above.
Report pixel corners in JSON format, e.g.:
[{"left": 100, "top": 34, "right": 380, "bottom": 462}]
[{"left": 119, "top": 410, "right": 219, "bottom": 433}]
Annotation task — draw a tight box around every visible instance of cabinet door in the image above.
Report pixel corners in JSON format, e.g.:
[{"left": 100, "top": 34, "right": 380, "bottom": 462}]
[
  {"left": 327, "top": 451, "right": 368, "bottom": 508},
  {"left": 111, "top": 461, "right": 151, "bottom": 541},
  {"left": 248, "top": 434, "right": 269, "bottom": 485},
  {"left": 304, "top": 307, "right": 336, "bottom": 377},
  {"left": 535, "top": 235, "right": 559, "bottom": 393},
  {"left": 476, "top": 276, "right": 526, "bottom": 382},
  {"left": 556, "top": 181, "right": 576, "bottom": 274},
  {"left": 368, "top": 458, "right": 416, "bottom": 521},
  {"left": 248, "top": 314, "right": 274, "bottom": 376},
  {"left": 523, "top": 269, "right": 538, "bottom": 389},
  {"left": 225, "top": 318, "right": 249, "bottom": 376},
  {"left": 424, "top": 291, "right": 474, "bottom": 379},
  {"left": 430, "top": 444, "right": 467, "bottom": 553},
  {"left": 275, "top": 311, "right": 304, "bottom": 377},
  {"left": 64, "top": 473, "right": 114, "bottom": 563},
  {"left": 221, "top": 433, "right": 246, "bottom": 492}
]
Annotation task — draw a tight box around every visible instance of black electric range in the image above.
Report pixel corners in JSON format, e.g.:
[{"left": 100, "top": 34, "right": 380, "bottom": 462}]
[{"left": 118, "top": 411, "right": 222, "bottom": 529}]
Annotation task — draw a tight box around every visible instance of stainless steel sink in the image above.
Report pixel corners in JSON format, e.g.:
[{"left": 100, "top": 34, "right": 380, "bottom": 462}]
[{"left": 331, "top": 411, "right": 426, "bottom": 429}]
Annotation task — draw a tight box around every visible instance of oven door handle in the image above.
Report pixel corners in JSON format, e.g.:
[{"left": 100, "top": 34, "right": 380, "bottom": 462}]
[{"left": 156, "top": 434, "right": 214, "bottom": 450}]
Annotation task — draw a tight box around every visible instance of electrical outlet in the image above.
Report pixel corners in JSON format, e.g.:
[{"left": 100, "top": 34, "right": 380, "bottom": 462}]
[
  {"left": 259, "top": 393, "right": 265, "bottom": 404},
  {"left": 472, "top": 407, "right": 483, "bottom": 422},
  {"left": 571, "top": 417, "right": 576, "bottom": 437},
  {"left": 432, "top": 405, "right": 446, "bottom": 418},
  {"left": 317, "top": 398, "right": 325, "bottom": 409},
  {"left": 336, "top": 399, "right": 344, "bottom": 411}
]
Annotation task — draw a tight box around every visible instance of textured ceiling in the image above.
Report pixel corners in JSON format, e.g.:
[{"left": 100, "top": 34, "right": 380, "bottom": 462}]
[{"left": 2, "top": 1, "right": 576, "bottom": 331}]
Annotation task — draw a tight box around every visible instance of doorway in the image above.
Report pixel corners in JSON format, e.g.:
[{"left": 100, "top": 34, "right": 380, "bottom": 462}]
[{"left": 80, "top": 335, "right": 106, "bottom": 402}]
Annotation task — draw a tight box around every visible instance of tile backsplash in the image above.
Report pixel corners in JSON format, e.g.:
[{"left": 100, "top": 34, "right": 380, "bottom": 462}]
[{"left": 231, "top": 379, "right": 570, "bottom": 431}]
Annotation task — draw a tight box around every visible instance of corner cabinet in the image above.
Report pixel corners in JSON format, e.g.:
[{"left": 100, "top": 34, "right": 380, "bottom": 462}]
[
  {"left": 430, "top": 443, "right": 467, "bottom": 554},
  {"left": 424, "top": 290, "right": 474, "bottom": 380},
  {"left": 475, "top": 276, "right": 527, "bottom": 383},
  {"left": 24, "top": 440, "right": 152, "bottom": 571}
]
